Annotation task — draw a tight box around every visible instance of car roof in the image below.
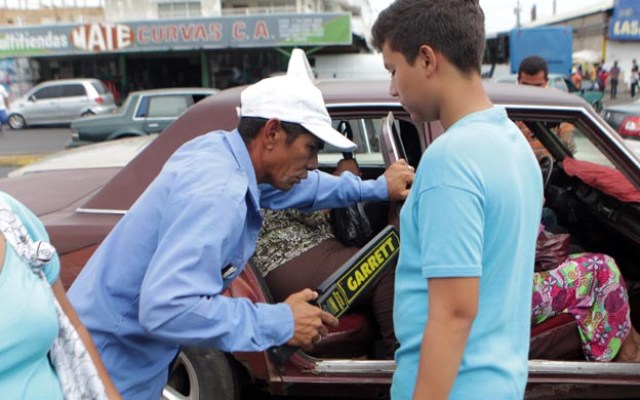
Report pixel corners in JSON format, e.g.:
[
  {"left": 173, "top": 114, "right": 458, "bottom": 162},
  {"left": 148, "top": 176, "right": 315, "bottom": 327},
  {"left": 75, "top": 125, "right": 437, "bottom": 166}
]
[
  {"left": 36, "top": 78, "right": 102, "bottom": 85},
  {"left": 81, "top": 79, "right": 590, "bottom": 211},
  {"left": 129, "top": 87, "right": 220, "bottom": 96}
]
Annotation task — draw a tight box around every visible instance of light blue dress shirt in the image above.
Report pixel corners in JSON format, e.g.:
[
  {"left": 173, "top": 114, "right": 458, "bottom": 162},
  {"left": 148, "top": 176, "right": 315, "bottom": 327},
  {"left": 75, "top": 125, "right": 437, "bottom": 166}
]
[{"left": 69, "top": 129, "right": 388, "bottom": 400}]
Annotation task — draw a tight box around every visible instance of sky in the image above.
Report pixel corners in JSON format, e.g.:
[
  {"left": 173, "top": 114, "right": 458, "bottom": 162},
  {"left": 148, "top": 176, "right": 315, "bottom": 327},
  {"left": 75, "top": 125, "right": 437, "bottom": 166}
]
[{"left": 480, "top": 0, "right": 610, "bottom": 34}]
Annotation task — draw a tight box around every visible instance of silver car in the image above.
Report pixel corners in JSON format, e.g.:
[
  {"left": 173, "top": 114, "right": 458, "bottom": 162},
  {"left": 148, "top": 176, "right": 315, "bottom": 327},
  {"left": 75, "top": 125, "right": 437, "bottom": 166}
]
[{"left": 7, "top": 78, "right": 117, "bottom": 129}]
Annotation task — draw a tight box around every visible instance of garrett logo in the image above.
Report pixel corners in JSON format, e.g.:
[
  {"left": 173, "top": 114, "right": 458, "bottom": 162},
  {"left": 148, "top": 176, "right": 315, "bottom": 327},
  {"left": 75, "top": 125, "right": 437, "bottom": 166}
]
[
  {"left": 70, "top": 23, "right": 134, "bottom": 51},
  {"left": 317, "top": 227, "right": 399, "bottom": 317}
]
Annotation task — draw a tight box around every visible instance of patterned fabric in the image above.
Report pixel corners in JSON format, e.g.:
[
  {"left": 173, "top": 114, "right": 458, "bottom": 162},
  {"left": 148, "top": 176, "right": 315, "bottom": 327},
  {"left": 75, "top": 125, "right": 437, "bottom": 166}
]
[
  {"left": 253, "top": 209, "right": 335, "bottom": 276},
  {"left": 0, "top": 197, "right": 108, "bottom": 400},
  {"left": 531, "top": 252, "right": 631, "bottom": 361}
]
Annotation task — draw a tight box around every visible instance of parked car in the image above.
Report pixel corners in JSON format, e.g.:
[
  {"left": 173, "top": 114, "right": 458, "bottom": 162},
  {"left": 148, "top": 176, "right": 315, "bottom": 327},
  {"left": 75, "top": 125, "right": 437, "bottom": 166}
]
[
  {"left": 494, "top": 73, "right": 604, "bottom": 112},
  {"left": 3, "top": 80, "right": 640, "bottom": 399},
  {"left": 7, "top": 78, "right": 117, "bottom": 129},
  {"left": 603, "top": 100, "right": 640, "bottom": 138},
  {"left": 67, "top": 87, "right": 218, "bottom": 147}
]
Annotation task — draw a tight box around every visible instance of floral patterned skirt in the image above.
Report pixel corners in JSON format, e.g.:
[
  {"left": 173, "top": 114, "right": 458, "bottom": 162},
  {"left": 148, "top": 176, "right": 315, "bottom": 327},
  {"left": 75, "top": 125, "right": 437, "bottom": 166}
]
[{"left": 531, "top": 253, "right": 631, "bottom": 361}]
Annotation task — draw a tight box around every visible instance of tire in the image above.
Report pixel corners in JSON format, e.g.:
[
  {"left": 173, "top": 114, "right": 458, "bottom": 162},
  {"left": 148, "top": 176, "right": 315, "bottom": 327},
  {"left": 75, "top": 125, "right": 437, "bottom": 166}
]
[
  {"left": 8, "top": 114, "right": 25, "bottom": 130},
  {"left": 162, "top": 348, "right": 241, "bottom": 400}
]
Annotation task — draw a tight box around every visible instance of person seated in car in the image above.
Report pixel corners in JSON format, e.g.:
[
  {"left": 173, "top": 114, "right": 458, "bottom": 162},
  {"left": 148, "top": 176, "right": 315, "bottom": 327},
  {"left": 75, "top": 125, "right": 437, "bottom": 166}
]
[
  {"left": 516, "top": 55, "right": 577, "bottom": 159},
  {"left": 252, "top": 158, "right": 397, "bottom": 359},
  {"left": 532, "top": 246, "right": 640, "bottom": 362}
]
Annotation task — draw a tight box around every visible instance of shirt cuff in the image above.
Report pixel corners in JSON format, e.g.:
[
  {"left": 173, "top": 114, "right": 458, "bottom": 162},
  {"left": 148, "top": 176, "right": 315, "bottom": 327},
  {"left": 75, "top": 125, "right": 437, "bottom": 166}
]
[
  {"left": 422, "top": 264, "right": 482, "bottom": 279},
  {"left": 255, "top": 302, "right": 295, "bottom": 346},
  {"left": 361, "top": 175, "right": 388, "bottom": 202}
]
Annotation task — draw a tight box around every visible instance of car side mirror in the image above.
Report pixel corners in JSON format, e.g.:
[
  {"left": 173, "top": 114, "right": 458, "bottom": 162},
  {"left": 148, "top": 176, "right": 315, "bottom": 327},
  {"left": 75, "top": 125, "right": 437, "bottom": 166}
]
[{"left": 28, "top": 95, "right": 36, "bottom": 102}]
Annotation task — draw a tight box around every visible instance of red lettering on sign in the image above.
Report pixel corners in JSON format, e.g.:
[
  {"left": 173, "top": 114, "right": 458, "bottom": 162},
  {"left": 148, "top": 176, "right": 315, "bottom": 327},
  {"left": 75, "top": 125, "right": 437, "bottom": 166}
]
[
  {"left": 233, "top": 22, "right": 246, "bottom": 40},
  {"left": 167, "top": 25, "right": 178, "bottom": 42},
  {"left": 254, "top": 21, "right": 269, "bottom": 39},
  {"left": 194, "top": 24, "right": 208, "bottom": 41},
  {"left": 209, "top": 23, "right": 222, "bottom": 41},
  {"left": 181, "top": 24, "right": 194, "bottom": 41},
  {"left": 137, "top": 26, "right": 149, "bottom": 44},
  {"left": 151, "top": 27, "right": 164, "bottom": 42}
]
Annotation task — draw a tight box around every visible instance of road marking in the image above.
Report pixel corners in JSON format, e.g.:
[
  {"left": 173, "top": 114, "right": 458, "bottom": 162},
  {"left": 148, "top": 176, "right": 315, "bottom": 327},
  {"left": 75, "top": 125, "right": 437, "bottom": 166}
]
[{"left": 0, "top": 154, "right": 45, "bottom": 167}]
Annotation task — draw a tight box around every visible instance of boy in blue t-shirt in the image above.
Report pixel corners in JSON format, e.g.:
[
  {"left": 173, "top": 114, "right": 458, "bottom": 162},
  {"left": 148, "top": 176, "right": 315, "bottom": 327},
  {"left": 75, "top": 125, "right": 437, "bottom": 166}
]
[{"left": 372, "top": 1, "right": 543, "bottom": 399}]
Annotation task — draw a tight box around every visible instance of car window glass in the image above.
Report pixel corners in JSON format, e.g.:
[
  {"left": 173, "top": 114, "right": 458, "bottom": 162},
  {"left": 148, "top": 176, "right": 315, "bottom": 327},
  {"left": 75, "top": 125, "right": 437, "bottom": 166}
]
[
  {"left": 91, "top": 81, "right": 108, "bottom": 94},
  {"left": 135, "top": 97, "right": 150, "bottom": 118},
  {"left": 192, "top": 94, "right": 211, "bottom": 104},
  {"left": 320, "top": 117, "right": 382, "bottom": 162},
  {"left": 59, "top": 84, "right": 87, "bottom": 97},
  {"left": 146, "top": 96, "right": 190, "bottom": 118},
  {"left": 32, "top": 86, "right": 59, "bottom": 100}
]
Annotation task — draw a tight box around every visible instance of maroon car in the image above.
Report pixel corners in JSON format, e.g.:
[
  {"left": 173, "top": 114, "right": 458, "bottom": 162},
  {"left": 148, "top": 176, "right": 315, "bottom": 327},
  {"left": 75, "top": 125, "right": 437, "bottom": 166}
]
[{"left": 2, "top": 80, "right": 640, "bottom": 400}]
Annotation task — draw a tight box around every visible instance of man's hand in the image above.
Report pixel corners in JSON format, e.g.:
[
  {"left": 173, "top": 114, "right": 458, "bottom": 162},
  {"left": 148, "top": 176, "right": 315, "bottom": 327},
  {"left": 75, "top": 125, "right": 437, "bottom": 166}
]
[
  {"left": 384, "top": 159, "right": 415, "bottom": 202},
  {"left": 285, "top": 289, "right": 339, "bottom": 351}
]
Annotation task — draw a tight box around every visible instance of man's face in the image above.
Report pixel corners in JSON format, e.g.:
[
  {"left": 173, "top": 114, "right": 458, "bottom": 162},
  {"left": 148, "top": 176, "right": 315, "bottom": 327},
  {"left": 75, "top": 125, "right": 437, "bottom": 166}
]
[
  {"left": 266, "top": 129, "right": 322, "bottom": 191},
  {"left": 518, "top": 71, "right": 548, "bottom": 88},
  {"left": 382, "top": 42, "right": 436, "bottom": 122}
]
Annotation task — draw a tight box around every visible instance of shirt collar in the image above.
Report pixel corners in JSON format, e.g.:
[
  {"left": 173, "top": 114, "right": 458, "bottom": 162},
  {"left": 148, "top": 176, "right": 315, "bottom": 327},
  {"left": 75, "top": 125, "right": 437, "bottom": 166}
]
[{"left": 225, "top": 129, "right": 260, "bottom": 211}]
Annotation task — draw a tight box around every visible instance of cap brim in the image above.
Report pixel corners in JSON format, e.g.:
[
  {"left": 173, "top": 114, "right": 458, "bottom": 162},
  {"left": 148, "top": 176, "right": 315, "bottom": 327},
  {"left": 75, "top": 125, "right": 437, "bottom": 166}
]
[{"left": 301, "top": 122, "right": 358, "bottom": 152}]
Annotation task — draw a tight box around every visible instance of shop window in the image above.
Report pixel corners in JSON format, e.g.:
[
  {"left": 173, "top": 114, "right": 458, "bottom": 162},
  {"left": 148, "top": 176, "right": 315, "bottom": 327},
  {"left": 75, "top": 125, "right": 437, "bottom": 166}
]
[{"left": 157, "top": 1, "right": 202, "bottom": 19}]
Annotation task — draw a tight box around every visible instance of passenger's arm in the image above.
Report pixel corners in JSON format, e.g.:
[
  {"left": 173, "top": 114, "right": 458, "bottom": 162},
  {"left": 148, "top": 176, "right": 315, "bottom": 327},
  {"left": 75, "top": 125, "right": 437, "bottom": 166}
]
[
  {"left": 52, "top": 280, "right": 122, "bottom": 400},
  {"left": 413, "top": 277, "right": 478, "bottom": 400}
]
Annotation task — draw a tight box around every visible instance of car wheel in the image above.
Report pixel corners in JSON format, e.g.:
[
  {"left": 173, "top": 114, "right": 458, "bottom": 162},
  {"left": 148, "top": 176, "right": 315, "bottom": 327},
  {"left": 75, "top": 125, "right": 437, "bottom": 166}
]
[
  {"left": 162, "top": 348, "right": 241, "bottom": 400},
  {"left": 81, "top": 111, "right": 95, "bottom": 117},
  {"left": 8, "top": 114, "right": 26, "bottom": 130}
]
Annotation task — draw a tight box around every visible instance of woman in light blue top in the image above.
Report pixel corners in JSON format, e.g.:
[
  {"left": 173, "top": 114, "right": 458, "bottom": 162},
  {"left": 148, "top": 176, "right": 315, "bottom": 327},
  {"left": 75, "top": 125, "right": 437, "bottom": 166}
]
[{"left": 0, "top": 191, "right": 120, "bottom": 399}]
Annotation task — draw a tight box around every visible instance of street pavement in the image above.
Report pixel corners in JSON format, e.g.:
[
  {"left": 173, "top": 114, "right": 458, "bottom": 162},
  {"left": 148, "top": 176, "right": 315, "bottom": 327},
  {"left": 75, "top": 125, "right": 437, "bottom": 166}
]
[{"left": 0, "top": 126, "right": 71, "bottom": 177}]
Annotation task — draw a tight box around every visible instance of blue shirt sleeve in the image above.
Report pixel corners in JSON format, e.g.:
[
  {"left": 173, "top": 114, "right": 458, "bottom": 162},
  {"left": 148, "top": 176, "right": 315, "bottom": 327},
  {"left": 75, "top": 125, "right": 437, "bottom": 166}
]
[
  {"left": 137, "top": 172, "right": 293, "bottom": 351},
  {"left": 417, "top": 185, "right": 484, "bottom": 279},
  {"left": 0, "top": 192, "right": 60, "bottom": 284},
  {"left": 259, "top": 170, "right": 388, "bottom": 211}
]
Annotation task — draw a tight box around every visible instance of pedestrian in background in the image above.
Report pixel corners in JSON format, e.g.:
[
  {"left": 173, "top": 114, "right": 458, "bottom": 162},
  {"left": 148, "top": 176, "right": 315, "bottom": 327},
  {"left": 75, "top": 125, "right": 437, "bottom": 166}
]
[
  {"left": 0, "top": 84, "right": 9, "bottom": 135},
  {"left": 68, "top": 62, "right": 414, "bottom": 399},
  {"left": 631, "top": 59, "right": 638, "bottom": 98},
  {"left": 372, "top": 0, "right": 542, "bottom": 398},
  {"left": 609, "top": 61, "right": 620, "bottom": 99}
]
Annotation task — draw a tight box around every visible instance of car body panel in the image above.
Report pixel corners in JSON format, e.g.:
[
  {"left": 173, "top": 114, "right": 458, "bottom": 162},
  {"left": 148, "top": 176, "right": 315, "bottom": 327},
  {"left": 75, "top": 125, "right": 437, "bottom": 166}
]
[{"left": 1, "top": 79, "right": 640, "bottom": 399}]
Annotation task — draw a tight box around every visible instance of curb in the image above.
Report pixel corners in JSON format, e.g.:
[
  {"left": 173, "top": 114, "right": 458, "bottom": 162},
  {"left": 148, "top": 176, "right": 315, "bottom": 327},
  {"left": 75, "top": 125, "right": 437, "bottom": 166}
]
[{"left": 0, "top": 154, "right": 46, "bottom": 167}]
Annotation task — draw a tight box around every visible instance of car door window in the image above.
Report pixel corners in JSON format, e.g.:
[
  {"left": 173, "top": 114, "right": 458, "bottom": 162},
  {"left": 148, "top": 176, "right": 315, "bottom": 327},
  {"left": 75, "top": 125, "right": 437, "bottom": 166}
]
[
  {"left": 59, "top": 84, "right": 87, "bottom": 98},
  {"left": 146, "top": 96, "right": 190, "bottom": 118},
  {"left": 191, "top": 94, "right": 211, "bottom": 104},
  {"left": 32, "top": 86, "right": 59, "bottom": 100}
]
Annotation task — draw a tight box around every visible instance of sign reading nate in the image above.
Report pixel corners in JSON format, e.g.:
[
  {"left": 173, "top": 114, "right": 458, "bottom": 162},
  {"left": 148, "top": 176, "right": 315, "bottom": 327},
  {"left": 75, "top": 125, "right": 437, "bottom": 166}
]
[{"left": 0, "top": 13, "right": 351, "bottom": 57}]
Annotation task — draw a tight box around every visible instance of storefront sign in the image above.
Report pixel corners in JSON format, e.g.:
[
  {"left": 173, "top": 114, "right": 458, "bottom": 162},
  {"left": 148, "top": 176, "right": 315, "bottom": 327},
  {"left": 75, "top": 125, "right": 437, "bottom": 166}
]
[
  {"left": 0, "top": 13, "right": 351, "bottom": 57},
  {"left": 610, "top": 0, "right": 640, "bottom": 40}
]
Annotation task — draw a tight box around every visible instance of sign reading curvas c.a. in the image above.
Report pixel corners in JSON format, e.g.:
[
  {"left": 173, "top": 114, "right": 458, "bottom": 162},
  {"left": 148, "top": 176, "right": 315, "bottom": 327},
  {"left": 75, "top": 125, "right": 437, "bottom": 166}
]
[{"left": 315, "top": 226, "right": 399, "bottom": 318}]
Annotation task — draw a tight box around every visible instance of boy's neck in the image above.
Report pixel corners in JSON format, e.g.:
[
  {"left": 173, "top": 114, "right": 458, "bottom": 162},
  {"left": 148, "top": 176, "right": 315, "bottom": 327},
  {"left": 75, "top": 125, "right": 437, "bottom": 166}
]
[{"left": 439, "top": 71, "right": 493, "bottom": 131}]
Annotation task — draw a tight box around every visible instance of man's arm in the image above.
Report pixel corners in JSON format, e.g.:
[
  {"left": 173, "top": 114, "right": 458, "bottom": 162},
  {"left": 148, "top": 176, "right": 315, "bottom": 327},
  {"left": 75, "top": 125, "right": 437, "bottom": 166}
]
[
  {"left": 413, "top": 277, "right": 479, "bottom": 400},
  {"left": 260, "top": 160, "right": 414, "bottom": 211}
]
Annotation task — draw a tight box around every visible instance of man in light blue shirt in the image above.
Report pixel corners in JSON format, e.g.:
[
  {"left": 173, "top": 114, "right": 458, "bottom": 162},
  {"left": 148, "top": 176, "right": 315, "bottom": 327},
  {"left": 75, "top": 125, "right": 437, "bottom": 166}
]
[
  {"left": 372, "top": 1, "right": 542, "bottom": 398},
  {"left": 68, "top": 62, "right": 414, "bottom": 398}
]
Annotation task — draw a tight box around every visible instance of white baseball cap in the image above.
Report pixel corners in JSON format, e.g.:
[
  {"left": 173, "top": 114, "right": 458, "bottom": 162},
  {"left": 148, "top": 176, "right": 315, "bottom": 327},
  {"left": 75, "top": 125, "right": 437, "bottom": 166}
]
[{"left": 238, "top": 64, "right": 357, "bottom": 152}]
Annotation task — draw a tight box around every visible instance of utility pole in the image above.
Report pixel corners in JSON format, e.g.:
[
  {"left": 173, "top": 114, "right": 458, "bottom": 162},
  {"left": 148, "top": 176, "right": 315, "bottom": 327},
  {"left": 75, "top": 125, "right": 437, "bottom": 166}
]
[
  {"left": 553, "top": 0, "right": 557, "bottom": 16},
  {"left": 514, "top": 0, "right": 522, "bottom": 28}
]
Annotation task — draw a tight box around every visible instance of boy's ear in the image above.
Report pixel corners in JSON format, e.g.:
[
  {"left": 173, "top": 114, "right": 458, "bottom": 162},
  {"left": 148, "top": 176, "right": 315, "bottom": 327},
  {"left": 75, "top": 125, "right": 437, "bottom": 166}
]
[{"left": 418, "top": 45, "right": 438, "bottom": 77}]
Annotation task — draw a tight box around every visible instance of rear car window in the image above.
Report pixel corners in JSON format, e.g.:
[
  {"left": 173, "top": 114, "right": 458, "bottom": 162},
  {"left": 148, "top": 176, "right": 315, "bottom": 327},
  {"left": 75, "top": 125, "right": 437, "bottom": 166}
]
[
  {"left": 59, "top": 84, "right": 87, "bottom": 97},
  {"left": 146, "top": 96, "right": 190, "bottom": 118},
  {"left": 91, "top": 81, "right": 109, "bottom": 94}
]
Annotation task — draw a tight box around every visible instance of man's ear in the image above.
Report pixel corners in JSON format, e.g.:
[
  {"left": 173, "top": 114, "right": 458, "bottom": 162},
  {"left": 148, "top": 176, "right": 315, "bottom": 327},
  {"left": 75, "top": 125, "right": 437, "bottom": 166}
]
[
  {"left": 262, "top": 118, "right": 281, "bottom": 150},
  {"left": 417, "top": 44, "right": 438, "bottom": 77}
]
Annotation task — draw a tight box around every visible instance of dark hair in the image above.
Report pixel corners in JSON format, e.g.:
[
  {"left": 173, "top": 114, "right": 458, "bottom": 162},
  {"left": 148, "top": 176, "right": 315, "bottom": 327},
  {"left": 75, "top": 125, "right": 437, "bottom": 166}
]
[
  {"left": 237, "top": 117, "right": 310, "bottom": 145},
  {"left": 371, "top": 0, "right": 485, "bottom": 75},
  {"left": 518, "top": 55, "right": 548, "bottom": 80}
]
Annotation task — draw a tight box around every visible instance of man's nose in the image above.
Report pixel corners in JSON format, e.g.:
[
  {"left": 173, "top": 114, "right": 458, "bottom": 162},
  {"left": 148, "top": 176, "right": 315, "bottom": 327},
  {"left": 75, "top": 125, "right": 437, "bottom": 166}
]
[
  {"left": 389, "top": 80, "right": 398, "bottom": 97},
  {"left": 307, "top": 155, "right": 319, "bottom": 170}
]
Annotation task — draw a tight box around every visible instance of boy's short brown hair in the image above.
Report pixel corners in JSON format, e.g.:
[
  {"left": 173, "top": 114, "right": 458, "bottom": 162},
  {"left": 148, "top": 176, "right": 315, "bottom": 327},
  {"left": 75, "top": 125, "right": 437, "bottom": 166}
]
[{"left": 371, "top": 0, "right": 485, "bottom": 75}]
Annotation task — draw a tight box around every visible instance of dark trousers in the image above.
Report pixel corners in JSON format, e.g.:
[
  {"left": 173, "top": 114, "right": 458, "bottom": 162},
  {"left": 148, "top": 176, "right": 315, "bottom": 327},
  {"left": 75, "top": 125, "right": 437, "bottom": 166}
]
[
  {"left": 265, "top": 238, "right": 397, "bottom": 358},
  {"left": 632, "top": 81, "right": 638, "bottom": 98},
  {"left": 611, "top": 79, "right": 619, "bottom": 99}
]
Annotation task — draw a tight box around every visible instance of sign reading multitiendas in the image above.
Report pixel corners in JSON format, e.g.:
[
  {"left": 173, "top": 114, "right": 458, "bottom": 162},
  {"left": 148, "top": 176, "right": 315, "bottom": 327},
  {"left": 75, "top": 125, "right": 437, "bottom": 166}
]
[{"left": 0, "top": 13, "right": 351, "bottom": 57}]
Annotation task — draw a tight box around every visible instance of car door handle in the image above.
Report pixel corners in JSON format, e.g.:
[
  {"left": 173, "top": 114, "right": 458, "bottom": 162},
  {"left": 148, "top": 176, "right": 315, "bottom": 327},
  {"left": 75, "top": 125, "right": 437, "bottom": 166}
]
[{"left": 147, "top": 123, "right": 159, "bottom": 128}]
